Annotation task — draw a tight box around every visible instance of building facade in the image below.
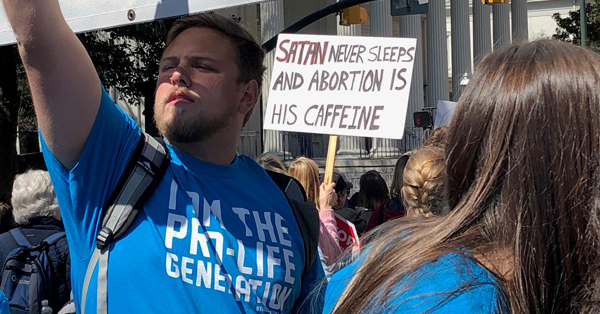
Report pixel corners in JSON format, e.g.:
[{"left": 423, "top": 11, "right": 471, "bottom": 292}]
[
  {"left": 86, "top": 0, "right": 578, "bottom": 191},
  {"left": 251, "top": 0, "right": 577, "bottom": 190}
]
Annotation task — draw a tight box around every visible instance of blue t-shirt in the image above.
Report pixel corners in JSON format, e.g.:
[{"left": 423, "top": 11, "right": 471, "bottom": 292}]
[
  {"left": 0, "top": 290, "right": 8, "bottom": 314},
  {"left": 41, "top": 87, "right": 324, "bottom": 313},
  {"left": 323, "top": 251, "right": 505, "bottom": 313}
]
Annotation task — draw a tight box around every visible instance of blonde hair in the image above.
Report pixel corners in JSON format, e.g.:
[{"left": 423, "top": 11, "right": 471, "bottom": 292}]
[
  {"left": 422, "top": 126, "right": 448, "bottom": 149},
  {"left": 288, "top": 157, "right": 320, "bottom": 208},
  {"left": 401, "top": 148, "right": 446, "bottom": 217}
]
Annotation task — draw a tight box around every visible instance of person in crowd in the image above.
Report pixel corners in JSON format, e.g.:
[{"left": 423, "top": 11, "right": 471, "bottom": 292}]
[
  {"left": 289, "top": 157, "right": 342, "bottom": 266},
  {"left": 323, "top": 172, "right": 353, "bottom": 211},
  {"left": 363, "top": 152, "right": 412, "bottom": 234},
  {"left": 0, "top": 170, "right": 70, "bottom": 311},
  {"left": 0, "top": 200, "right": 15, "bottom": 234},
  {"left": 256, "top": 153, "right": 287, "bottom": 174},
  {"left": 421, "top": 126, "right": 448, "bottom": 149},
  {"left": 355, "top": 170, "right": 390, "bottom": 225},
  {"left": 2, "top": 2, "right": 325, "bottom": 312},
  {"left": 289, "top": 157, "right": 321, "bottom": 207},
  {"left": 324, "top": 39, "right": 600, "bottom": 313},
  {"left": 401, "top": 148, "right": 446, "bottom": 217},
  {"left": 323, "top": 172, "right": 370, "bottom": 237},
  {"left": 347, "top": 190, "right": 360, "bottom": 210}
]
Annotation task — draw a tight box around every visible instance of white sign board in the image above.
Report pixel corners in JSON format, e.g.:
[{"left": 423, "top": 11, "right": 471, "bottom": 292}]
[
  {"left": 0, "top": 0, "right": 266, "bottom": 46},
  {"left": 264, "top": 33, "right": 417, "bottom": 140},
  {"left": 434, "top": 100, "right": 457, "bottom": 129}
]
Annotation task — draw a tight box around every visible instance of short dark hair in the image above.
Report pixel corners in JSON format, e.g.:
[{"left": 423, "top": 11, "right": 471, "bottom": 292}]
[{"left": 165, "top": 13, "right": 266, "bottom": 126}]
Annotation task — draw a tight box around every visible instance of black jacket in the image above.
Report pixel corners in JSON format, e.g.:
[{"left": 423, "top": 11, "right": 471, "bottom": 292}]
[
  {"left": 0, "top": 217, "right": 71, "bottom": 311},
  {"left": 334, "top": 207, "right": 370, "bottom": 236}
]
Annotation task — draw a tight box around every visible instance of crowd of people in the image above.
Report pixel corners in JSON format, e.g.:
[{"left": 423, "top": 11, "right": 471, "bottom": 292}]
[
  {"left": 255, "top": 122, "right": 449, "bottom": 275},
  {"left": 1, "top": 0, "right": 600, "bottom": 313}
]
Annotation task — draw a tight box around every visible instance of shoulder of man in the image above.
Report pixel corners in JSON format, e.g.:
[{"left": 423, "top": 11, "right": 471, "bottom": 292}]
[
  {"left": 263, "top": 170, "right": 307, "bottom": 203},
  {"left": 263, "top": 170, "right": 320, "bottom": 278}
]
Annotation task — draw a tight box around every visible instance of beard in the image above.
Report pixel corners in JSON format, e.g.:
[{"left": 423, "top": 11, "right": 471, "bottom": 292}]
[{"left": 154, "top": 89, "right": 237, "bottom": 144}]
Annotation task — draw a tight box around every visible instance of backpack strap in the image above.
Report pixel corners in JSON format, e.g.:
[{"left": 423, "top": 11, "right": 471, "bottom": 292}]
[
  {"left": 98, "top": 134, "right": 169, "bottom": 247},
  {"left": 8, "top": 229, "right": 65, "bottom": 251},
  {"left": 42, "top": 232, "right": 66, "bottom": 247},
  {"left": 265, "top": 170, "right": 320, "bottom": 279},
  {"left": 81, "top": 134, "right": 169, "bottom": 314},
  {"left": 10, "top": 228, "right": 31, "bottom": 247}
]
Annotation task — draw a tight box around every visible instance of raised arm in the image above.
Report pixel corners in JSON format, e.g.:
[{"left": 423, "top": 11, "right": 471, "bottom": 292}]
[{"left": 3, "top": 0, "right": 101, "bottom": 170}]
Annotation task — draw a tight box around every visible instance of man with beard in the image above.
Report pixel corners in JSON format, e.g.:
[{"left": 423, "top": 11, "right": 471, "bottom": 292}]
[{"left": 1, "top": 1, "right": 324, "bottom": 313}]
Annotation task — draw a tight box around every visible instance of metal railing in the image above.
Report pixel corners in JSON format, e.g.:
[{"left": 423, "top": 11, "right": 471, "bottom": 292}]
[
  {"left": 270, "top": 127, "right": 430, "bottom": 161},
  {"left": 17, "top": 128, "right": 425, "bottom": 163},
  {"left": 238, "top": 131, "right": 261, "bottom": 159}
]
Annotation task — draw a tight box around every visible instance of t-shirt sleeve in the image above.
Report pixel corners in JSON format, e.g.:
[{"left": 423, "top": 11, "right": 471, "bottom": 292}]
[
  {"left": 292, "top": 252, "right": 327, "bottom": 314},
  {"left": 41, "top": 85, "right": 141, "bottom": 259}
]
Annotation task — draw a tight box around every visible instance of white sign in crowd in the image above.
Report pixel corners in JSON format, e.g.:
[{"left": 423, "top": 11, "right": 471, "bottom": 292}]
[
  {"left": 434, "top": 100, "right": 457, "bottom": 129},
  {"left": 264, "top": 33, "right": 417, "bottom": 140},
  {"left": 0, "top": 0, "right": 267, "bottom": 46}
]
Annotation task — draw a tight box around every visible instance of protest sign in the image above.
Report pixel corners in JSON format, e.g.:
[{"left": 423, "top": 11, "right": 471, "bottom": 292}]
[
  {"left": 264, "top": 33, "right": 417, "bottom": 140},
  {"left": 334, "top": 213, "right": 360, "bottom": 249},
  {"left": 434, "top": 100, "right": 457, "bottom": 129},
  {"left": 0, "top": 0, "right": 267, "bottom": 46}
]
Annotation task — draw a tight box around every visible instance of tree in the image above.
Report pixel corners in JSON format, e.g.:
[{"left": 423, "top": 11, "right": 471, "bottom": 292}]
[
  {"left": 0, "top": 18, "right": 176, "bottom": 201},
  {"left": 553, "top": 2, "right": 600, "bottom": 52},
  {"left": 0, "top": 13, "right": 246, "bottom": 201},
  {"left": 0, "top": 45, "right": 20, "bottom": 203}
]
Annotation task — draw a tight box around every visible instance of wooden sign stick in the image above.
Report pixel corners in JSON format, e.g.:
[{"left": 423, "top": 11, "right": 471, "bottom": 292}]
[{"left": 323, "top": 135, "right": 339, "bottom": 185}]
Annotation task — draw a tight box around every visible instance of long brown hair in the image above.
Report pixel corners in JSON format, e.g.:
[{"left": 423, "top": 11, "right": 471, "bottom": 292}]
[
  {"left": 357, "top": 171, "right": 389, "bottom": 211},
  {"left": 331, "top": 40, "right": 600, "bottom": 314}
]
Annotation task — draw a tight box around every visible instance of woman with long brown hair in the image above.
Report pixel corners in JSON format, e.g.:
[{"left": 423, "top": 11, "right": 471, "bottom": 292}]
[
  {"left": 323, "top": 40, "right": 600, "bottom": 313},
  {"left": 363, "top": 152, "right": 412, "bottom": 233},
  {"left": 354, "top": 170, "right": 390, "bottom": 226}
]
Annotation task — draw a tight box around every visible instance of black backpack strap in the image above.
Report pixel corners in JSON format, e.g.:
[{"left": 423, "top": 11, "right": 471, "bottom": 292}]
[
  {"left": 265, "top": 170, "right": 320, "bottom": 279},
  {"left": 82, "top": 133, "right": 170, "bottom": 314},
  {"left": 97, "top": 134, "right": 170, "bottom": 247}
]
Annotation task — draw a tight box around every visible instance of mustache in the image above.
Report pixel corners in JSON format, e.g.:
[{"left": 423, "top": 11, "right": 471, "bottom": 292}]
[{"left": 161, "top": 86, "right": 200, "bottom": 104}]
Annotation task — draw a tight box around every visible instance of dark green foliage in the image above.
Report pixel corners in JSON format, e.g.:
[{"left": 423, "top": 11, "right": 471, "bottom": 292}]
[
  {"left": 0, "top": 18, "right": 176, "bottom": 200},
  {"left": 553, "top": 3, "right": 600, "bottom": 52}
]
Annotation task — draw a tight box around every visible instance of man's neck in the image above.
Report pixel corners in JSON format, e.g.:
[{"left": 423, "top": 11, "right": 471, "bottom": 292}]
[{"left": 168, "top": 133, "right": 238, "bottom": 166}]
